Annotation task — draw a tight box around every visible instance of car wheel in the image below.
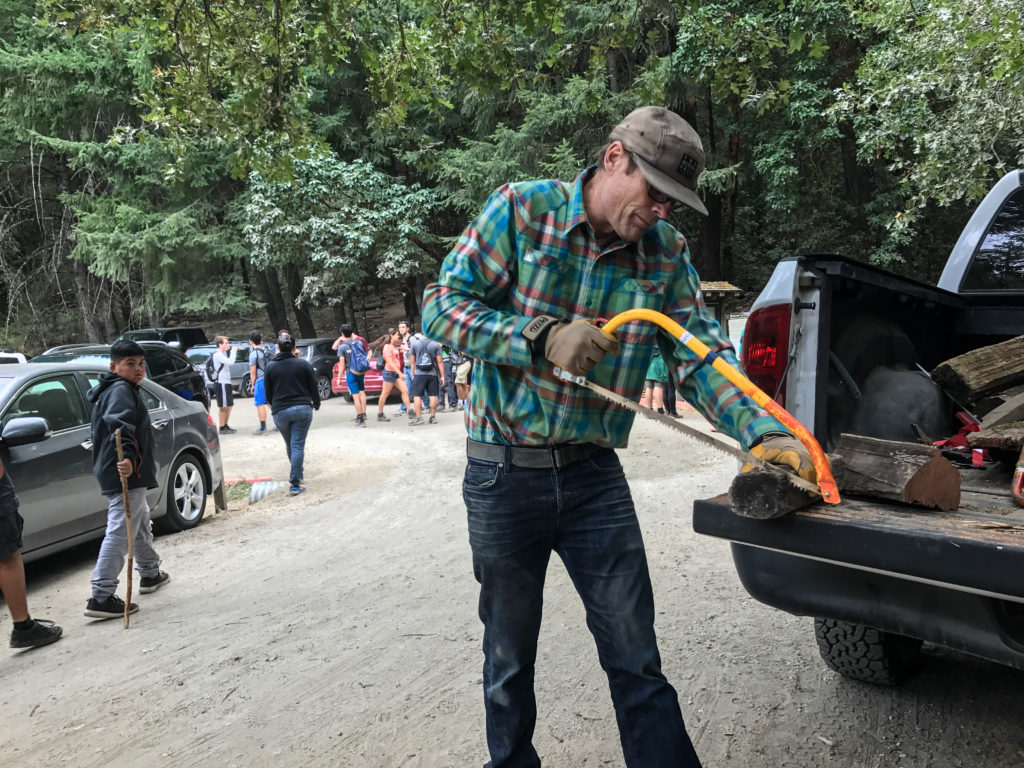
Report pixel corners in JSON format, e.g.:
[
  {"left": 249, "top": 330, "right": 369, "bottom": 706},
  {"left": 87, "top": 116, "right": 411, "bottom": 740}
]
[
  {"left": 814, "top": 618, "right": 922, "bottom": 686},
  {"left": 241, "top": 374, "right": 252, "bottom": 398},
  {"left": 154, "top": 453, "right": 208, "bottom": 534},
  {"left": 317, "top": 374, "right": 332, "bottom": 400}
]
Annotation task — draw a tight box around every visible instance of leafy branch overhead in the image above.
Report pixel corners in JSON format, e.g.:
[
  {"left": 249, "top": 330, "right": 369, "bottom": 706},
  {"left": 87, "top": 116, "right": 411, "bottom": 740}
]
[
  {"left": 241, "top": 154, "right": 435, "bottom": 303},
  {"left": 41, "top": 0, "right": 567, "bottom": 178}
]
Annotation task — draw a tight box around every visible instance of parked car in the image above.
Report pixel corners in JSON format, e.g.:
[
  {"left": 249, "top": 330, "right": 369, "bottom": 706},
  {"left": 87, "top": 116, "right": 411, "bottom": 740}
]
[
  {"left": 0, "top": 349, "right": 27, "bottom": 364},
  {"left": 0, "top": 361, "right": 226, "bottom": 562},
  {"left": 29, "top": 342, "right": 211, "bottom": 409},
  {"left": 114, "top": 327, "right": 208, "bottom": 351},
  {"left": 294, "top": 338, "right": 338, "bottom": 401},
  {"left": 332, "top": 358, "right": 385, "bottom": 401},
  {"left": 185, "top": 341, "right": 254, "bottom": 398}
]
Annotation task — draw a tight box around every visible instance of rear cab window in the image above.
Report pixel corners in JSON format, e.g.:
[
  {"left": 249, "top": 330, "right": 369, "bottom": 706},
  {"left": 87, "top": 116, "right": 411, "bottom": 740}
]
[{"left": 962, "top": 187, "right": 1024, "bottom": 291}]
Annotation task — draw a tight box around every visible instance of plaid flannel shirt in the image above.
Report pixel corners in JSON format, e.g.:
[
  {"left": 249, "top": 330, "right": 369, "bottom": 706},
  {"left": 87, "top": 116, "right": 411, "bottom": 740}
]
[{"left": 421, "top": 167, "right": 785, "bottom": 449}]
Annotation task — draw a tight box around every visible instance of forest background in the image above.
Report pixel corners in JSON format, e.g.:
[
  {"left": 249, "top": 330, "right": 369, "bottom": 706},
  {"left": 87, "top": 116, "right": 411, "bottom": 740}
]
[{"left": 0, "top": 0, "right": 1021, "bottom": 353}]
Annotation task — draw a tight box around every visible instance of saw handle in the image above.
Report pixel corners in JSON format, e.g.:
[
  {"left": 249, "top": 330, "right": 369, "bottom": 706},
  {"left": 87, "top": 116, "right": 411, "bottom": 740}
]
[{"left": 600, "top": 309, "right": 840, "bottom": 504}]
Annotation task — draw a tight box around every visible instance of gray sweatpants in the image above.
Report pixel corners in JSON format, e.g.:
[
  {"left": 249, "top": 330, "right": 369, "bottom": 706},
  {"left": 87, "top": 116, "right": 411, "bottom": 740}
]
[{"left": 91, "top": 486, "right": 161, "bottom": 599}]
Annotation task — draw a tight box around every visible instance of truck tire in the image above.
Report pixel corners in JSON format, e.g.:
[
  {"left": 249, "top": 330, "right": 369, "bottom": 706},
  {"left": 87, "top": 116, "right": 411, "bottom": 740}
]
[{"left": 814, "top": 618, "right": 922, "bottom": 686}]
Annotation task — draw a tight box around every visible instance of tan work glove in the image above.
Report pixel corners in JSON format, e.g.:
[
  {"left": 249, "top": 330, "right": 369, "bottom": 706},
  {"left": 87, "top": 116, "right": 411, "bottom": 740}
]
[
  {"left": 742, "top": 433, "right": 819, "bottom": 483},
  {"left": 543, "top": 319, "right": 620, "bottom": 375}
]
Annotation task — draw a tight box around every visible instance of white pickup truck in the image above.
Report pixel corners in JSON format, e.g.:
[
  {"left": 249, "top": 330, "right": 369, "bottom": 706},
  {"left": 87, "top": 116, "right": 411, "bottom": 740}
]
[{"left": 694, "top": 169, "right": 1024, "bottom": 685}]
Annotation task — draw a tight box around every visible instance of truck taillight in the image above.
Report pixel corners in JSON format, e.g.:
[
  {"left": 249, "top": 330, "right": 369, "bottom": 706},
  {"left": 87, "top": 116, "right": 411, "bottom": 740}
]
[{"left": 741, "top": 304, "right": 791, "bottom": 404}]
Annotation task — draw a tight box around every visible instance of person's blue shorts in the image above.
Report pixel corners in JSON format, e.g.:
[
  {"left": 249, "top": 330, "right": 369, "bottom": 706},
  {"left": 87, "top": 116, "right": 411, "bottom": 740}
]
[
  {"left": 346, "top": 371, "right": 365, "bottom": 394},
  {"left": 382, "top": 370, "right": 399, "bottom": 383},
  {"left": 253, "top": 376, "right": 267, "bottom": 406}
]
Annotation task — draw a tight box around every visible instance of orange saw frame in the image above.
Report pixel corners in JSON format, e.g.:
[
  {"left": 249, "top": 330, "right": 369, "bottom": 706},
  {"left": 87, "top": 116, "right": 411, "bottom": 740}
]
[{"left": 600, "top": 308, "right": 840, "bottom": 504}]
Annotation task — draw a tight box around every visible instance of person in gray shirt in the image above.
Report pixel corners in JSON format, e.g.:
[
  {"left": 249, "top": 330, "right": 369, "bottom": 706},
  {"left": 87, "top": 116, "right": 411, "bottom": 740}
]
[{"left": 407, "top": 333, "right": 444, "bottom": 425}]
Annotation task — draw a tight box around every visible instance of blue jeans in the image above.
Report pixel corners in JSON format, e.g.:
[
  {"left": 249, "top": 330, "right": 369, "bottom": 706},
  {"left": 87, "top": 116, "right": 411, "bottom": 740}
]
[
  {"left": 273, "top": 405, "right": 314, "bottom": 486},
  {"left": 463, "top": 448, "right": 701, "bottom": 768}
]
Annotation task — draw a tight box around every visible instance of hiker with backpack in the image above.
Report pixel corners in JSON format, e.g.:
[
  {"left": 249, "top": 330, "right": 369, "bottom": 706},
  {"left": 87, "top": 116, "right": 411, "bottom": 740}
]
[
  {"left": 248, "top": 330, "right": 272, "bottom": 434},
  {"left": 209, "top": 336, "right": 238, "bottom": 435},
  {"left": 407, "top": 333, "right": 444, "bottom": 426},
  {"left": 332, "top": 324, "right": 371, "bottom": 427}
]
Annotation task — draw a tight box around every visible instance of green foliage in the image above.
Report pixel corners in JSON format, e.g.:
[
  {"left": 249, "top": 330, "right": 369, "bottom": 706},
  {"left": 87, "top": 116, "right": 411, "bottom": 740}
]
[
  {"left": 835, "top": 0, "right": 1024, "bottom": 260},
  {"left": 239, "top": 152, "right": 436, "bottom": 302}
]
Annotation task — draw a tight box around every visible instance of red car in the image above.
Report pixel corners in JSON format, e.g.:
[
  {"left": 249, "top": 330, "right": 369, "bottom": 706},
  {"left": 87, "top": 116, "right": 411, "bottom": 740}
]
[{"left": 332, "top": 359, "right": 385, "bottom": 401}]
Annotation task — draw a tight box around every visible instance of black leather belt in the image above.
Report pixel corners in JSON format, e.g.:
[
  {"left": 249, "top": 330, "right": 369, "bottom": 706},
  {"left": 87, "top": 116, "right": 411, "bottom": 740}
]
[{"left": 466, "top": 438, "right": 604, "bottom": 469}]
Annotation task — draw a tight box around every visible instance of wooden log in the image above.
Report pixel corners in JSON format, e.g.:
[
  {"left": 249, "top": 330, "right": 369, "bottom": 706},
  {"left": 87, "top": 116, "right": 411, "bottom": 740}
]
[
  {"left": 966, "top": 421, "right": 1024, "bottom": 453},
  {"left": 836, "top": 434, "right": 960, "bottom": 511},
  {"left": 980, "top": 386, "right": 1024, "bottom": 429},
  {"left": 729, "top": 456, "right": 844, "bottom": 520},
  {"left": 930, "top": 335, "right": 1024, "bottom": 406}
]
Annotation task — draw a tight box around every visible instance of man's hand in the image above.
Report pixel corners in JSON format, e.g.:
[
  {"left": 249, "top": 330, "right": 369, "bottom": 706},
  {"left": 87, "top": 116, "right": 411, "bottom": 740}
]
[
  {"left": 117, "top": 457, "right": 132, "bottom": 478},
  {"left": 541, "top": 319, "right": 620, "bottom": 375},
  {"left": 742, "top": 433, "right": 818, "bottom": 483}
]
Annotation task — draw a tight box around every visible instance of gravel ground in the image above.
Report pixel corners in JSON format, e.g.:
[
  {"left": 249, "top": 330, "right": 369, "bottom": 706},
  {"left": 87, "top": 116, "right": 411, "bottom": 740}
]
[{"left": 3, "top": 394, "right": 1024, "bottom": 767}]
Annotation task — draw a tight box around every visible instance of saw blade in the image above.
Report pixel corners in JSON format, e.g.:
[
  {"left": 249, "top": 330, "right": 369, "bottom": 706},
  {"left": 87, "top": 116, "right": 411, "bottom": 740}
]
[{"left": 553, "top": 366, "right": 822, "bottom": 497}]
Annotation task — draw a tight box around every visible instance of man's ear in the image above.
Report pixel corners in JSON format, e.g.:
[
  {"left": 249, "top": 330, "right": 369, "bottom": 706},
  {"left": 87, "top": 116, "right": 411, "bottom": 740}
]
[
  {"left": 603, "top": 141, "right": 627, "bottom": 172},
  {"left": 109, "top": 361, "right": 117, "bottom": 373}
]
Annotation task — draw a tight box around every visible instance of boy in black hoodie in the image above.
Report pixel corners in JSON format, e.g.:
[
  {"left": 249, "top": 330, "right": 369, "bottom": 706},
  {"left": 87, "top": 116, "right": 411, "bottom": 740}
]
[{"left": 85, "top": 341, "right": 170, "bottom": 619}]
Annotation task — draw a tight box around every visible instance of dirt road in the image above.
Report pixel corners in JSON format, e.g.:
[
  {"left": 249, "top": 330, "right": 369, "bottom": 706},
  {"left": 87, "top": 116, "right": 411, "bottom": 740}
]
[{"left": 4, "top": 396, "right": 1024, "bottom": 767}]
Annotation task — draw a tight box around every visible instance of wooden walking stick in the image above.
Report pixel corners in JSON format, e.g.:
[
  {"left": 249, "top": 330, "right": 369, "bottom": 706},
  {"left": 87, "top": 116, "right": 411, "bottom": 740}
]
[{"left": 114, "top": 428, "right": 133, "bottom": 628}]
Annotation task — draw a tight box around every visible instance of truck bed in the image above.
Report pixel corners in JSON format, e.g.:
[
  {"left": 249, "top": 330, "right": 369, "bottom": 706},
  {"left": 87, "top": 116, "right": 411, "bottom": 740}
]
[{"left": 693, "top": 489, "right": 1024, "bottom": 602}]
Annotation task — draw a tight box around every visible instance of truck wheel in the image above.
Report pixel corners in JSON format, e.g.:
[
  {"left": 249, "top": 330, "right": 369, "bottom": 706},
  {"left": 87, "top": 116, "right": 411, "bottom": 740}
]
[{"left": 814, "top": 618, "right": 922, "bottom": 686}]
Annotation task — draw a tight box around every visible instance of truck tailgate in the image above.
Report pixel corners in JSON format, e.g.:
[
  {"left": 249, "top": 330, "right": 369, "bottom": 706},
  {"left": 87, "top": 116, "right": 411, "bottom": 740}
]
[{"left": 693, "top": 491, "right": 1024, "bottom": 601}]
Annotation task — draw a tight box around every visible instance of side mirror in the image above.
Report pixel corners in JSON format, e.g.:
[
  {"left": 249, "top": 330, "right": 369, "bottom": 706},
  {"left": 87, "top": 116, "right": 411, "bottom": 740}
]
[{"left": 1, "top": 417, "right": 52, "bottom": 446}]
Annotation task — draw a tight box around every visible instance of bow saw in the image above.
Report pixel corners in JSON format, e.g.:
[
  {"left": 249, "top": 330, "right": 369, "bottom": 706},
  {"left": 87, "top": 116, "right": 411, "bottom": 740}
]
[{"left": 553, "top": 309, "right": 840, "bottom": 504}]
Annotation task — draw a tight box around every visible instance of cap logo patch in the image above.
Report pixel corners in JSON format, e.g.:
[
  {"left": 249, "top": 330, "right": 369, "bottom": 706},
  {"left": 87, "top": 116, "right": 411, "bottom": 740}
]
[{"left": 677, "top": 154, "right": 698, "bottom": 181}]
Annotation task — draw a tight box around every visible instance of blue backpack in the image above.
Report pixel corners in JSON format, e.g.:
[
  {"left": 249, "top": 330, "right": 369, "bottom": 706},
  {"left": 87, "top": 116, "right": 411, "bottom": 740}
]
[{"left": 343, "top": 340, "right": 370, "bottom": 374}]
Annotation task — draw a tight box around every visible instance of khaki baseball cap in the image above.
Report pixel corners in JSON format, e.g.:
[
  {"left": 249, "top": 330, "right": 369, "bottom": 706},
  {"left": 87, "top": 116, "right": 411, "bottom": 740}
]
[{"left": 609, "top": 106, "right": 708, "bottom": 215}]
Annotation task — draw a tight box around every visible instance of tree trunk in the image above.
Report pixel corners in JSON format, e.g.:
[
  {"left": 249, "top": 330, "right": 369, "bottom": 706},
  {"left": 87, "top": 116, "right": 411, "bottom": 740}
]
[
  {"left": 606, "top": 50, "right": 619, "bottom": 93},
  {"left": 70, "top": 261, "right": 109, "bottom": 342},
  {"left": 284, "top": 263, "right": 316, "bottom": 338},
  {"left": 695, "top": 93, "right": 723, "bottom": 279},
  {"left": 402, "top": 277, "right": 419, "bottom": 326},
  {"left": 698, "top": 193, "right": 724, "bottom": 280},
  {"left": 254, "top": 268, "right": 288, "bottom": 333},
  {"left": 719, "top": 123, "right": 741, "bottom": 280}
]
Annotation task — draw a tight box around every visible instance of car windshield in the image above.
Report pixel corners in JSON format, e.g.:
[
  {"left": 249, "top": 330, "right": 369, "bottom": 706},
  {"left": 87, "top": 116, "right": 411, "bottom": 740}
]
[
  {"left": 186, "top": 349, "right": 213, "bottom": 364},
  {"left": 119, "top": 330, "right": 161, "bottom": 341}
]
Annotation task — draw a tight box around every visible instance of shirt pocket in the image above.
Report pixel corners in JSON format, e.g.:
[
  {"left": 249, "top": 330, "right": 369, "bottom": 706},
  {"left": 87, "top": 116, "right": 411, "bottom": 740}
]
[
  {"left": 511, "top": 249, "right": 574, "bottom": 317},
  {"left": 602, "top": 277, "right": 668, "bottom": 344}
]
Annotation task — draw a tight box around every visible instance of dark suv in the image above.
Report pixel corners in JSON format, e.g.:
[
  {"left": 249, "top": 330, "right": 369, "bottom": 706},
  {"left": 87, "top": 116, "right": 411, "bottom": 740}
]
[
  {"left": 30, "top": 342, "right": 211, "bottom": 408},
  {"left": 295, "top": 338, "right": 338, "bottom": 401},
  {"left": 115, "top": 327, "right": 208, "bottom": 351}
]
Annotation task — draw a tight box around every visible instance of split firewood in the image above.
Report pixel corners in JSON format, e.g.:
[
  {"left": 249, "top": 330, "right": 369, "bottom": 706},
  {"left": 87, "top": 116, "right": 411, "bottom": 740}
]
[
  {"left": 835, "top": 434, "right": 960, "bottom": 511},
  {"left": 966, "top": 421, "right": 1024, "bottom": 453},
  {"left": 979, "top": 387, "right": 1024, "bottom": 429},
  {"left": 930, "top": 335, "right": 1024, "bottom": 407},
  {"left": 729, "top": 457, "right": 844, "bottom": 520}
]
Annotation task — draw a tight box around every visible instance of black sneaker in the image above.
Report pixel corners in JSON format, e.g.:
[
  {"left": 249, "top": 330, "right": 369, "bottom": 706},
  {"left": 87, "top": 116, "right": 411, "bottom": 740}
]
[
  {"left": 377, "top": 413, "right": 390, "bottom": 422},
  {"left": 10, "top": 619, "right": 63, "bottom": 649},
  {"left": 139, "top": 570, "right": 170, "bottom": 594},
  {"left": 220, "top": 425, "right": 237, "bottom": 434},
  {"left": 84, "top": 594, "right": 139, "bottom": 620},
  {"left": 428, "top": 415, "right": 438, "bottom": 424}
]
